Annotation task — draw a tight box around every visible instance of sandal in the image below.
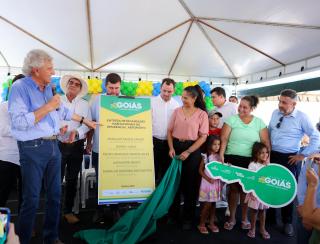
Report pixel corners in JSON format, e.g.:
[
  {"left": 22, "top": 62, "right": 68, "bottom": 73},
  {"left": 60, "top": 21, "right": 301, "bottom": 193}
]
[
  {"left": 260, "top": 231, "right": 271, "bottom": 239},
  {"left": 241, "top": 221, "right": 251, "bottom": 230},
  {"left": 208, "top": 224, "right": 219, "bottom": 233},
  {"left": 247, "top": 229, "right": 255, "bottom": 238},
  {"left": 197, "top": 225, "right": 209, "bottom": 234},
  {"left": 224, "top": 221, "right": 236, "bottom": 230}
]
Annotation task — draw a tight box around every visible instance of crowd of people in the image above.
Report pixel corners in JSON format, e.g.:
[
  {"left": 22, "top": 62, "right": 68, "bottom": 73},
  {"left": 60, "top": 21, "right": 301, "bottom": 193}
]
[{"left": 0, "top": 48, "right": 320, "bottom": 244}]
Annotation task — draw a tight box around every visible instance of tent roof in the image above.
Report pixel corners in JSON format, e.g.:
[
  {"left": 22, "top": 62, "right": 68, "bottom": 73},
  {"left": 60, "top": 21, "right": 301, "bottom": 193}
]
[{"left": 1, "top": 0, "right": 320, "bottom": 79}]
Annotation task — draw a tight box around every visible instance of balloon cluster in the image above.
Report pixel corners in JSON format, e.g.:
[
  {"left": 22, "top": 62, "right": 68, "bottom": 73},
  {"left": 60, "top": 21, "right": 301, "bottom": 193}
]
[
  {"left": 1, "top": 79, "right": 12, "bottom": 102},
  {"left": 120, "top": 81, "right": 138, "bottom": 96},
  {"left": 88, "top": 78, "right": 102, "bottom": 94},
  {"left": 173, "top": 82, "right": 184, "bottom": 96},
  {"left": 152, "top": 83, "right": 161, "bottom": 96},
  {"left": 135, "top": 81, "right": 153, "bottom": 96}
]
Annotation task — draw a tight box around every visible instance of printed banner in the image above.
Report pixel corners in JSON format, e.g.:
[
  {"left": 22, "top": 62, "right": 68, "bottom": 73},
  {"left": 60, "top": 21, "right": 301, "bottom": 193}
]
[
  {"left": 98, "top": 96, "right": 155, "bottom": 204},
  {"left": 206, "top": 161, "right": 297, "bottom": 208}
]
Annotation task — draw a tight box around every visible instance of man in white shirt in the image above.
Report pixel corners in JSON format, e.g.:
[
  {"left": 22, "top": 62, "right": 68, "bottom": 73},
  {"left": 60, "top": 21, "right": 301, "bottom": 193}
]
[
  {"left": 210, "top": 87, "right": 237, "bottom": 127},
  {"left": 0, "top": 74, "right": 24, "bottom": 208},
  {"left": 151, "top": 78, "right": 179, "bottom": 183},
  {"left": 58, "top": 74, "right": 91, "bottom": 224}
]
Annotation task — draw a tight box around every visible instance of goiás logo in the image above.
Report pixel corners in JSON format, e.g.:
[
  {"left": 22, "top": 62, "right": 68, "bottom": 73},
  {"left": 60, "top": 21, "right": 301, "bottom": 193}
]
[
  {"left": 110, "top": 101, "right": 142, "bottom": 111},
  {"left": 258, "top": 176, "right": 291, "bottom": 189}
]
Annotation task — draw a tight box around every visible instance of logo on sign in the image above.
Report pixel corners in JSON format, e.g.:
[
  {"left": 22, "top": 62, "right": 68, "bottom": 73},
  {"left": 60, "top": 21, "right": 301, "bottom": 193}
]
[{"left": 111, "top": 102, "right": 142, "bottom": 110}]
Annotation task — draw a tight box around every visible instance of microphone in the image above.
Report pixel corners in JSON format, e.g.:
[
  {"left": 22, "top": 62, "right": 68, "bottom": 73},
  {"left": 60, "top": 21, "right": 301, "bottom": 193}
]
[{"left": 51, "top": 84, "right": 60, "bottom": 111}]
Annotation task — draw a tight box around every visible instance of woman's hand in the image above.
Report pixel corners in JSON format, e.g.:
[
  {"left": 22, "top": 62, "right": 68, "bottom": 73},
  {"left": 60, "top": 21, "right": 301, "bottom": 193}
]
[
  {"left": 219, "top": 153, "right": 224, "bottom": 163},
  {"left": 169, "top": 148, "right": 176, "bottom": 158},
  {"left": 306, "top": 168, "right": 319, "bottom": 188},
  {"left": 179, "top": 151, "right": 190, "bottom": 161},
  {"left": 59, "top": 125, "right": 68, "bottom": 135}
]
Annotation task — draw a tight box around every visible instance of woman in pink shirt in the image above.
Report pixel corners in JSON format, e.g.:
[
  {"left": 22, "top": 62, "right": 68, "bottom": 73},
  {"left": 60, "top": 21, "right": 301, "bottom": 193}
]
[{"left": 167, "top": 85, "right": 209, "bottom": 230}]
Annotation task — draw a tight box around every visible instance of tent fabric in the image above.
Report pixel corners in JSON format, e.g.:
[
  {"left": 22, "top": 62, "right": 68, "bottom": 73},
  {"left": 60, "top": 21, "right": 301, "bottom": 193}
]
[
  {"left": 1, "top": 0, "right": 320, "bottom": 79},
  {"left": 74, "top": 157, "right": 182, "bottom": 244},
  {"left": 239, "top": 77, "right": 320, "bottom": 97}
]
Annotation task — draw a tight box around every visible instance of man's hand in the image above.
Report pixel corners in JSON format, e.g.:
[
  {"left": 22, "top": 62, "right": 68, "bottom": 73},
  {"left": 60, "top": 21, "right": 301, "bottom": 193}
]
[
  {"left": 47, "top": 94, "right": 60, "bottom": 111},
  {"left": 66, "top": 130, "right": 77, "bottom": 143},
  {"left": 83, "top": 119, "right": 99, "bottom": 130},
  {"left": 288, "top": 154, "right": 305, "bottom": 165},
  {"left": 308, "top": 153, "right": 320, "bottom": 163}
]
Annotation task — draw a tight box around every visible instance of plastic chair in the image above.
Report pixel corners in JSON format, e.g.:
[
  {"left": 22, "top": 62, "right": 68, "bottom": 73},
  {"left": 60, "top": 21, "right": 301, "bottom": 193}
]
[{"left": 80, "top": 154, "right": 96, "bottom": 208}]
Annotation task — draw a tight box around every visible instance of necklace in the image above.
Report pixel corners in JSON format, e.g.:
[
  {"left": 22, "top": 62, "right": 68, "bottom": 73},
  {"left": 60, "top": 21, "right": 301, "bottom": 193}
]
[{"left": 182, "top": 107, "right": 197, "bottom": 120}]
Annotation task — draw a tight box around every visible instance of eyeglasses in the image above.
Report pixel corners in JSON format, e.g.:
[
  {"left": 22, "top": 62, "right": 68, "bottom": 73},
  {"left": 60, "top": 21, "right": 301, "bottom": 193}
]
[
  {"left": 68, "top": 80, "right": 82, "bottom": 87},
  {"left": 276, "top": 116, "right": 284, "bottom": 129}
]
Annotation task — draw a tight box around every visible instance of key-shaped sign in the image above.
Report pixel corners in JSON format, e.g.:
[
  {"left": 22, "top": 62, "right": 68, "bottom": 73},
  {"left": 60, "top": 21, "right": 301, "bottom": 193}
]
[{"left": 206, "top": 161, "right": 297, "bottom": 208}]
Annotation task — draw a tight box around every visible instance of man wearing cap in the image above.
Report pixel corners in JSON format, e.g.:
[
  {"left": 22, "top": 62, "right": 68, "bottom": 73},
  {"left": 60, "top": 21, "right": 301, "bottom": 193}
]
[
  {"left": 58, "top": 74, "right": 91, "bottom": 224},
  {"left": 8, "top": 49, "right": 97, "bottom": 244}
]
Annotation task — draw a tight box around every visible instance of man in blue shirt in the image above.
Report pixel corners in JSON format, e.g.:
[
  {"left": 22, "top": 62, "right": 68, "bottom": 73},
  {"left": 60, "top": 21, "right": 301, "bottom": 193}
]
[
  {"left": 268, "top": 89, "right": 320, "bottom": 237},
  {"left": 85, "top": 73, "right": 122, "bottom": 223},
  {"left": 8, "top": 49, "right": 96, "bottom": 244}
]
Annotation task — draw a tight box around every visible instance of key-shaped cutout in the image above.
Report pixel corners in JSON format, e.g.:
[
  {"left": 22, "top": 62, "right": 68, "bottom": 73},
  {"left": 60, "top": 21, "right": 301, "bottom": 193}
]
[{"left": 206, "top": 161, "right": 297, "bottom": 208}]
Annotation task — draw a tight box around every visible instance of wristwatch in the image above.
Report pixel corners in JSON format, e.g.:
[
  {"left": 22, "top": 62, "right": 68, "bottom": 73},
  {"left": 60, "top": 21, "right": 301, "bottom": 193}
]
[
  {"left": 75, "top": 130, "right": 79, "bottom": 140},
  {"left": 80, "top": 116, "right": 84, "bottom": 125}
]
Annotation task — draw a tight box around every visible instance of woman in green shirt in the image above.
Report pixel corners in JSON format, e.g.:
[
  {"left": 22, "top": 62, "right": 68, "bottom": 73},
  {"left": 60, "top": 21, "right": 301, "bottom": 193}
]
[{"left": 219, "top": 95, "right": 270, "bottom": 231}]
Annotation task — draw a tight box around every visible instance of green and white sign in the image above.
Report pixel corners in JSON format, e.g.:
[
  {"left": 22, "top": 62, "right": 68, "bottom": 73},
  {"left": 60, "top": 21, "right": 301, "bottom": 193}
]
[{"left": 206, "top": 162, "right": 297, "bottom": 208}]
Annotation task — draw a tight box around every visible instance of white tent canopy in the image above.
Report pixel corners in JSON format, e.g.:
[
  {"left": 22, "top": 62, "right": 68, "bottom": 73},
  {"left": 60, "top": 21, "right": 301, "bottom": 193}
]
[{"left": 1, "top": 0, "right": 320, "bottom": 82}]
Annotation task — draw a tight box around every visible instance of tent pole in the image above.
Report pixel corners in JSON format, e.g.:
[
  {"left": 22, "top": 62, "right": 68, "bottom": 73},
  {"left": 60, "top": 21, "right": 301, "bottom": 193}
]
[
  {"left": 0, "top": 50, "right": 10, "bottom": 75},
  {"left": 93, "top": 19, "right": 191, "bottom": 71},
  {"left": 178, "top": 0, "right": 236, "bottom": 78},
  {"left": 198, "top": 19, "right": 285, "bottom": 66},
  {"left": 198, "top": 17, "right": 320, "bottom": 30},
  {"left": 86, "top": 0, "right": 94, "bottom": 70},
  {"left": 168, "top": 20, "right": 193, "bottom": 76}
]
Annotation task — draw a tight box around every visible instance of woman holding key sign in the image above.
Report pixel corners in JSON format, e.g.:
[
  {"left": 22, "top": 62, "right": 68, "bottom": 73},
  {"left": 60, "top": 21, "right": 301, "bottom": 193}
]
[{"left": 219, "top": 95, "right": 270, "bottom": 231}]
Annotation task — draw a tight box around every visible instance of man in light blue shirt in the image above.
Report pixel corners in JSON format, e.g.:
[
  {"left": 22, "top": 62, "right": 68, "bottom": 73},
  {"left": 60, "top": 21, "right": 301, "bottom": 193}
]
[
  {"left": 85, "top": 73, "right": 122, "bottom": 223},
  {"left": 268, "top": 89, "right": 320, "bottom": 237},
  {"left": 8, "top": 49, "right": 96, "bottom": 244}
]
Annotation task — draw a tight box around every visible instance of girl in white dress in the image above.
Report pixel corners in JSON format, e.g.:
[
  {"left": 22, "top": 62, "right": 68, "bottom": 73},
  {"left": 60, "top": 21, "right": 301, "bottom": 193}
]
[{"left": 245, "top": 142, "right": 270, "bottom": 239}]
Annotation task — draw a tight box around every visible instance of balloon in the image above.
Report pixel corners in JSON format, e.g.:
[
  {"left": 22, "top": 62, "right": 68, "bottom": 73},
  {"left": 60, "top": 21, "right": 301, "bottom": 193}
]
[{"left": 205, "top": 97, "right": 214, "bottom": 111}]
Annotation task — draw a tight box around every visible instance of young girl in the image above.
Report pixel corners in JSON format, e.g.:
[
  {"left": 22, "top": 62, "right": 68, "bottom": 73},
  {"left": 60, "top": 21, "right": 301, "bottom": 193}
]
[
  {"left": 245, "top": 142, "right": 270, "bottom": 239},
  {"left": 198, "top": 135, "right": 224, "bottom": 234}
]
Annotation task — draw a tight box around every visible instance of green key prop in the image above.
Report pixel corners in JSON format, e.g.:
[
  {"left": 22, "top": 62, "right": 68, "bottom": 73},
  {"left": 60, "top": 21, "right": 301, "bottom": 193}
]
[{"left": 206, "top": 161, "right": 297, "bottom": 208}]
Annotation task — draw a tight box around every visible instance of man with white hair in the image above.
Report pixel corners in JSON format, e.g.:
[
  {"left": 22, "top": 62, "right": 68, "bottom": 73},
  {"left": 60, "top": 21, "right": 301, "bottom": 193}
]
[
  {"left": 58, "top": 74, "right": 91, "bottom": 224},
  {"left": 8, "top": 49, "right": 97, "bottom": 244}
]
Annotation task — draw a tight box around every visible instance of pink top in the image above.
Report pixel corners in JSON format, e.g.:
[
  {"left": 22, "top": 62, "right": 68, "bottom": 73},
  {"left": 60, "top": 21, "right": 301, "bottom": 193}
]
[{"left": 168, "top": 107, "right": 209, "bottom": 141}]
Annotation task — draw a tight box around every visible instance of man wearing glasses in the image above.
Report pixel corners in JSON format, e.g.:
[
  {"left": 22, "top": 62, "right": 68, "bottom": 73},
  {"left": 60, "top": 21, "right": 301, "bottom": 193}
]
[
  {"left": 268, "top": 89, "right": 320, "bottom": 237},
  {"left": 58, "top": 75, "right": 91, "bottom": 224}
]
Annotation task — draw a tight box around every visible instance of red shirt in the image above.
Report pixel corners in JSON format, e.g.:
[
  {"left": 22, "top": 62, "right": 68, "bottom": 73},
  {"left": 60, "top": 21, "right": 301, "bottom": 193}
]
[{"left": 209, "top": 128, "right": 221, "bottom": 136}]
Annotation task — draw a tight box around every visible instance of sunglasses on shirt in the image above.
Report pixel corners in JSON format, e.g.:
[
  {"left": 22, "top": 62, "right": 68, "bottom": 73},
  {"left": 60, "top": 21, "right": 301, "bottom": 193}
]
[{"left": 276, "top": 116, "right": 284, "bottom": 129}]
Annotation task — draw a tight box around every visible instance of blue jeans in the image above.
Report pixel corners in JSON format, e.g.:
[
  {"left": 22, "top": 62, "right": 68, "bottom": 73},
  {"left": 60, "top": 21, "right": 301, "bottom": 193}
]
[{"left": 17, "top": 139, "right": 61, "bottom": 244}]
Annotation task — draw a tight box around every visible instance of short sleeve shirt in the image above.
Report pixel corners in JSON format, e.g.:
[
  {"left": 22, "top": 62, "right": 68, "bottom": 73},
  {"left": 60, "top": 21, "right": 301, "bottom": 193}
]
[
  {"left": 225, "top": 115, "right": 266, "bottom": 157},
  {"left": 168, "top": 107, "right": 209, "bottom": 141}
]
